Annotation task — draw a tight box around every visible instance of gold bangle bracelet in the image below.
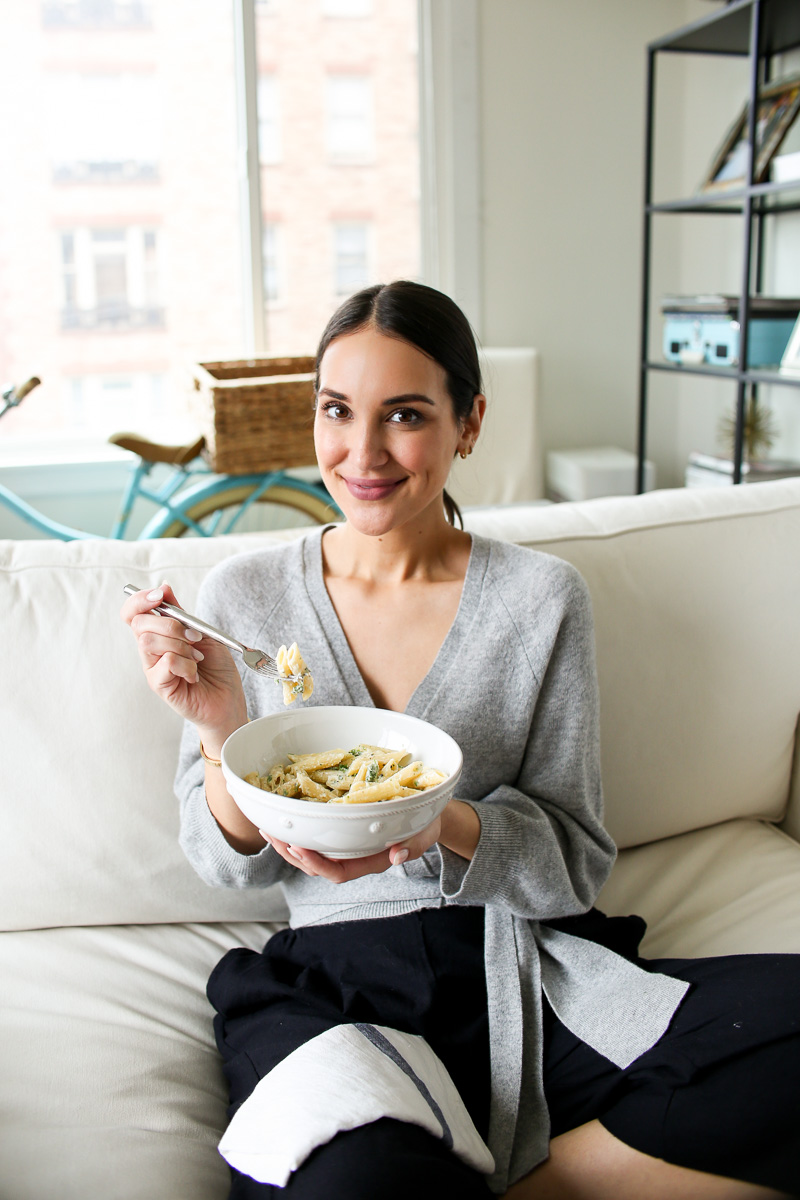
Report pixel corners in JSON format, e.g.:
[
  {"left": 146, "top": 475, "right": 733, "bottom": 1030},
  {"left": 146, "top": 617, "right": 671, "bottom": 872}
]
[
  {"left": 199, "top": 741, "right": 223, "bottom": 768},
  {"left": 200, "top": 719, "right": 250, "bottom": 768}
]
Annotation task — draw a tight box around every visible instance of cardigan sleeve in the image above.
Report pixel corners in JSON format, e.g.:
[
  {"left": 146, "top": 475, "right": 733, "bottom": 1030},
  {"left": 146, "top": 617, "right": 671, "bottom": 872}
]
[
  {"left": 174, "top": 551, "right": 299, "bottom": 891},
  {"left": 436, "top": 565, "right": 616, "bottom": 919}
]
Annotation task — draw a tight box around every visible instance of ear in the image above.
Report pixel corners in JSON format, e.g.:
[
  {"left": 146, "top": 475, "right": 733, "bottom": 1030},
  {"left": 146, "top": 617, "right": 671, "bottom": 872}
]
[{"left": 457, "top": 394, "right": 487, "bottom": 456}]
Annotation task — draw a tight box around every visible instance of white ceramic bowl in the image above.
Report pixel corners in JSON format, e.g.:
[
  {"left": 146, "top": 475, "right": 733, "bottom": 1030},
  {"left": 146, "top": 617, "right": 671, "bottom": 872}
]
[{"left": 221, "top": 706, "right": 463, "bottom": 858}]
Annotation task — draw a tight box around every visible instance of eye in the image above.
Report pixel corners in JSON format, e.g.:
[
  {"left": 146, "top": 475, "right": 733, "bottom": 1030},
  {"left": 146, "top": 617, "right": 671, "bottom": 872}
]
[
  {"left": 387, "top": 407, "right": 425, "bottom": 426},
  {"left": 319, "top": 400, "right": 351, "bottom": 421}
]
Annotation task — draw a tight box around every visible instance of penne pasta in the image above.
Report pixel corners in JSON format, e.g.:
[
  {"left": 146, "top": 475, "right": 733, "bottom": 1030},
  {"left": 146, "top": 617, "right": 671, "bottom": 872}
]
[
  {"left": 245, "top": 744, "right": 447, "bottom": 805},
  {"left": 276, "top": 642, "right": 315, "bottom": 706}
]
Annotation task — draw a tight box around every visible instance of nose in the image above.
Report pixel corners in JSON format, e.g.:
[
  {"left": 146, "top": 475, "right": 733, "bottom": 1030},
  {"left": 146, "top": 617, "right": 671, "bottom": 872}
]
[{"left": 350, "top": 417, "right": 389, "bottom": 470}]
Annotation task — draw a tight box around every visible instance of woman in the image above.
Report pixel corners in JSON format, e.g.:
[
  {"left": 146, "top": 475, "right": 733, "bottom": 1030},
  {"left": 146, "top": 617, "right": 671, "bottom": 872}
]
[{"left": 123, "top": 281, "right": 798, "bottom": 1200}]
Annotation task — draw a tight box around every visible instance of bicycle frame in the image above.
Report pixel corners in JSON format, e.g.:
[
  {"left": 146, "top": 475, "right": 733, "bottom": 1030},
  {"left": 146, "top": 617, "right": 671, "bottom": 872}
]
[
  {"left": 0, "top": 378, "right": 338, "bottom": 540},
  {"left": 0, "top": 449, "right": 336, "bottom": 540},
  {"left": 136, "top": 465, "right": 334, "bottom": 537},
  {"left": 0, "top": 479, "right": 99, "bottom": 539},
  {"left": 112, "top": 456, "right": 203, "bottom": 539}
]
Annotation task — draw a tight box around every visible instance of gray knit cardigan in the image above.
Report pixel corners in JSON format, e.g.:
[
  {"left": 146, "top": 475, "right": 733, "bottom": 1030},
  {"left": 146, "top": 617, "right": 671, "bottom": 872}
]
[{"left": 175, "top": 530, "right": 688, "bottom": 1193}]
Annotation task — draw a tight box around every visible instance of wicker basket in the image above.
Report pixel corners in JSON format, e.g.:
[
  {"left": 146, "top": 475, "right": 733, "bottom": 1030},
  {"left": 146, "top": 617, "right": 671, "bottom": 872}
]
[{"left": 191, "top": 356, "right": 318, "bottom": 474}]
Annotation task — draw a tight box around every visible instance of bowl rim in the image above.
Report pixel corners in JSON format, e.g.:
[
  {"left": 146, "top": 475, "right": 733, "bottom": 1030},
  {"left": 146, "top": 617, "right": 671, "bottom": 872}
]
[{"left": 221, "top": 705, "right": 463, "bottom": 817}]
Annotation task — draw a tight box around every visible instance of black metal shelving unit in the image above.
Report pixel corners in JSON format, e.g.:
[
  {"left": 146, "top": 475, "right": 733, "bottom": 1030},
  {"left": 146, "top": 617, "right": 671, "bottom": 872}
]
[{"left": 636, "top": 0, "right": 800, "bottom": 491}]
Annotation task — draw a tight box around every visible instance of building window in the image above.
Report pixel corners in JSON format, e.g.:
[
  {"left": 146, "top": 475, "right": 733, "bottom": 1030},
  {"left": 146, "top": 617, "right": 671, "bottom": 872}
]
[
  {"left": 257, "top": 75, "right": 282, "bottom": 165},
  {"left": 321, "top": 0, "right": 372, "bottom": 16},
  {"left": 48, "top": 72, "right": 160, "bottom": 183},
  {"left": 326, "top": 75, "right": 374, "bottom": 161},
  {"left": 42, "top": 1, "right": 152, "bottom": 29},
  {"left": 263, "top": 223, "right": 284, "bottom": 304},
  {"left": 60, "top": 226, "right": 165, "bottom": 330},
  {"left": 65, "top": 371, "right": 165, "bottom": 436},
  {"left": 333, "top": 222, "right": 371, "bottom": 295}
]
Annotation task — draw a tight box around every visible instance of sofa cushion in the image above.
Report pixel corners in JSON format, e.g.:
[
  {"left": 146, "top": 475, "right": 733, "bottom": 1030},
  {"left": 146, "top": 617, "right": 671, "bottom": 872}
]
[
  {"left": 1, "top": 535, "right": 299, "bottom": 932},
  {"left": 467, "top": 480, "right": 800, "bottom": 848},
  {"left": 597, "top": 818, "right": 800, "bottom": 957},
  {"left": 0, "top": 919, "right": 282, "bottom": 1200}
]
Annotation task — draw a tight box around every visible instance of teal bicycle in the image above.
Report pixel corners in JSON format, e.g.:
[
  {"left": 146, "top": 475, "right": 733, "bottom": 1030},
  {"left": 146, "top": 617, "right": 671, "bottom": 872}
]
[{"left": 0, "top": 378, "right": 341, "bottom": 539}]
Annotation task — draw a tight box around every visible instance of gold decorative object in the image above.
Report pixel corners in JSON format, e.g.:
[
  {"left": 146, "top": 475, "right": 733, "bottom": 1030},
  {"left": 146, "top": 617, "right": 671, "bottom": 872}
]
[{"left": 718, "top": 395, "right": 777, "bottom": 463}]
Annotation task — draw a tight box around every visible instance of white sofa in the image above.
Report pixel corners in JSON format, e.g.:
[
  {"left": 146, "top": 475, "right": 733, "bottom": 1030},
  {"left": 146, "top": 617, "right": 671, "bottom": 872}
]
[{"left": 2, "top": 479, "right": 800, "bottom": 1199}]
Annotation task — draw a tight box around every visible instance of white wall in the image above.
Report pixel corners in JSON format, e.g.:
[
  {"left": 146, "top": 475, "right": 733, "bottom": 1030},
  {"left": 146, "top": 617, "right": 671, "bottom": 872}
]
[{"left": 476, "top": 0, "right": 756, "bottom": 488}]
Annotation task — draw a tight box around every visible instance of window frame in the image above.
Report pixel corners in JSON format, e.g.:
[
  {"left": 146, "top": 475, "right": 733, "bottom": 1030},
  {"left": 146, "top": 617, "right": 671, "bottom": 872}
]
[{"left": 233, "top": 0, "right": 482, "bottom": 355}]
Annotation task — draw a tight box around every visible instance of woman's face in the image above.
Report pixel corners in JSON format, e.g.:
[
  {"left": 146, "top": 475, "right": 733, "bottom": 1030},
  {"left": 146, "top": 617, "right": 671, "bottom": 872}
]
[{"left": 314, "top": 325, "right": 478, "bottom": 538}]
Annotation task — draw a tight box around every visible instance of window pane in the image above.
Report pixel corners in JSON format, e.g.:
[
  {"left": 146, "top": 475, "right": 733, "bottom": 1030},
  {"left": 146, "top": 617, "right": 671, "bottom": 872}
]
[
  {"left": 263, "top": 223, "right": 283, "bottom": 304},
  {"left": 0, "top": 0, "right": 243, "bottom": 449},
  {"left": 333, "top": 222, "right": 370, "bottom": 295},
  {"left": 258, "top": 74, "right": 282, "bottom": 164},
  {"left": 321, "top": 0, "right": 372, "bottom": 16},
  {"left": 48, "top": 72, "right": 160, "bottom": 182},
  {"left": 326, "top": 76, "right": 373, "bottom": 159},
  {"left": 256, "top": 0, "right": 420, "bottom": 355},
  {"left": 42, "top": 2, "right": 153, "bottom": 29}
]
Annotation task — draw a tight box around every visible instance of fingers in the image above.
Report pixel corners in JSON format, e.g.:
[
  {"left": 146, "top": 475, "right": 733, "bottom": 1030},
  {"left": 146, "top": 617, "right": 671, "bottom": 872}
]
[
  {"left": 121, "top": 581, "right": 173, "bottom": 625},
  {"left": 261, "top": 834, "right": 394, "bottom": 882},
  {"left": 122, "top": 582, "right": 204, "bottom": 687},
  {"left": 261, "top": 813, "right": 444, "bottom": 881}
]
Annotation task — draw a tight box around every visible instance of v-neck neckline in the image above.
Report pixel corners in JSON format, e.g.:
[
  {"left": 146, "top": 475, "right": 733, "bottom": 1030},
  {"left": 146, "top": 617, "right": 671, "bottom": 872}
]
[{"left": 302, "top": 528, "right": 490, "bottom": 717}]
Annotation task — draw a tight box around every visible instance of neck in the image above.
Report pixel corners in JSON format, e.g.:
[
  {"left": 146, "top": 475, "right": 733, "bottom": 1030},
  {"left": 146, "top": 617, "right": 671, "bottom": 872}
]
[{"left": 323, "top": 506, "right": 470, "bottom": 584}]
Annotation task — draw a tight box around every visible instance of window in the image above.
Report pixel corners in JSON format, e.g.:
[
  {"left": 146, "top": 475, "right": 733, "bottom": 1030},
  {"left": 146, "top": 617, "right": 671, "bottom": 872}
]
[
  {"left": 257, "top": 75, "right": 282, "bottom": 165},
  {"left": 325, "top": 75, "right": 374, "bottom": 161},
  {"left": 1, "top": 0, "right": 423, "bottom": 456},
  {"left": 42, "top": 1, "right": 153, "bottom": 28},
  {"left": 65, "top": 372, "right": 165, "bottom": 437},
  {"left": 263, "top": 223, "right": 284, "bottom": 304},
  {"left": 333, "top": 222, "right": 371, "bottom": 295},
  {"left": 321, "top": 0, "right": 372, "bottom": 16},
  {"left": 60, "top": 227, "right": 164, "bottom": 330},
  {"left": 48, "top": 72, "right": 160, "bottom": 183}
]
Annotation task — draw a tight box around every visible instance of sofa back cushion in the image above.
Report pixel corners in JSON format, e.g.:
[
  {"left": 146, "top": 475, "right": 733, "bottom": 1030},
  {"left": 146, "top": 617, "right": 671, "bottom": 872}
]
[
  {"left": 469, "top": 480, "right": 800, "bottom": 848},
  {"left": 2, "top": 479, "right": 800, "bottom": 931},
  {"left": 1, "top": 534, "right": 297, "bottom": 932}
]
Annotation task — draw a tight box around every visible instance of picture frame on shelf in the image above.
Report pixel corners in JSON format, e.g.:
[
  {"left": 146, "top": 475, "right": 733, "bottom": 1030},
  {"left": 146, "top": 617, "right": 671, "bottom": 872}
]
[
  {"left": 780, "top": 313, "right": 800, "bottom": 375},
  {"left": 699, "top": 72, "right": 800, "bottom": 194}
]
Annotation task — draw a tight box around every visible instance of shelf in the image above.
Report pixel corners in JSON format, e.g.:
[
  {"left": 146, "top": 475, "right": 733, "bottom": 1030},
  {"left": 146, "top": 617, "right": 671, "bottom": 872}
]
[
  {"left": 651, "top": 0, "right": 800, "bottom": 58},
  {"left": 644, "top": 361, "right": 800, "bottom": 389},
  {"left": 638, "top": 0, "right": 800, "bottom": 493},
  {"left": 648, "top": 178, "right": 800, "bottom": 216}
]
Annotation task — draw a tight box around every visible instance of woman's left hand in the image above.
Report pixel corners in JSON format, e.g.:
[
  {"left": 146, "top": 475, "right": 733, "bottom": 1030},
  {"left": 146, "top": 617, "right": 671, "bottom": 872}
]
[
  {"left": 261, "top": 816, "right": 443, "bottom": 883},
  {"left": 259, "top": 799, "right": 481, "bottom": 883}
]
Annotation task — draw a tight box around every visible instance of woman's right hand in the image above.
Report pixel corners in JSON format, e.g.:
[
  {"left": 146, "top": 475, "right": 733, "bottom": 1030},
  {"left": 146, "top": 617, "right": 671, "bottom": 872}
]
[{"left": 121, "top": 583, "right": 248, "bottom": 746}]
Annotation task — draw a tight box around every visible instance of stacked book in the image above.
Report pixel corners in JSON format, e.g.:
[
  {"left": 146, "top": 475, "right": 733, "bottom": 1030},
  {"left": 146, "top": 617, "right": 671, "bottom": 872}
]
[{"left": 685, "top": 451, "right": 800, "bottom": 487}]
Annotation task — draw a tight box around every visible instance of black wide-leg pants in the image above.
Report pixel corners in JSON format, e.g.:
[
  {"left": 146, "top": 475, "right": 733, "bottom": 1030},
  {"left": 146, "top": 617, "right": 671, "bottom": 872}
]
[{"left": 207, "top": 907, "right": 800, "bottom": 1198}]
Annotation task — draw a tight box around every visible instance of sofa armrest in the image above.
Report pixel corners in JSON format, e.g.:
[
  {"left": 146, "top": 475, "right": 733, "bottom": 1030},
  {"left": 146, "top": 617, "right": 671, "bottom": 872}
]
[{"left": 780, "top": 715, "right": 800, "bottom": 844}]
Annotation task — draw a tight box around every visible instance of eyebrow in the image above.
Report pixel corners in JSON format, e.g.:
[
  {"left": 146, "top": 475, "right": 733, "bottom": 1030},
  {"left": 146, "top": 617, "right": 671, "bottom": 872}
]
[{"left": 317, "top": 388, "right": 436, "bottom": 408}]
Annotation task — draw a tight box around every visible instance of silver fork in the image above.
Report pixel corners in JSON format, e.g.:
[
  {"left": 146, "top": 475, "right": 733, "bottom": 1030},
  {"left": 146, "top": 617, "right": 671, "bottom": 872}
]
[{"left": 123, "top": 584, "right": 302, "bottom": 682}]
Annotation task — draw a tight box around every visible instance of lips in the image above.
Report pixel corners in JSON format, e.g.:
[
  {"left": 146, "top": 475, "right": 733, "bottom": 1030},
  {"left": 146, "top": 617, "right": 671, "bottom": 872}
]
[{"left": 342, "top": 477, "right": 406, "bottom": 501}]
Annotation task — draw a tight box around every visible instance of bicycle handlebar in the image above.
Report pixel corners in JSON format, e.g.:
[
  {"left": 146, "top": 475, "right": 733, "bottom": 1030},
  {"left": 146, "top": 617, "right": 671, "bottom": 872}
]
[{"left": 1, "top": 376, "right": 41, "bottom": 420}]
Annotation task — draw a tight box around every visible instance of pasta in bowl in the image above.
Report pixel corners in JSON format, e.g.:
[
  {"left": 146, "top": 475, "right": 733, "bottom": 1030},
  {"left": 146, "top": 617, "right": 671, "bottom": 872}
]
[{"left": 221, "top": 706, "right": 463, "bottom": 858}]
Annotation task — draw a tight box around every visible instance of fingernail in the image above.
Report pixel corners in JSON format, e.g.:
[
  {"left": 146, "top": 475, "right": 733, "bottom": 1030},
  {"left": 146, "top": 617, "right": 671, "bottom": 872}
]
[
  {"left": 191, "top": 649, "right": 204, "bottom": 661},
  {"left": 146, "top": 588, "right": 163, "bottom": 602},
  {"left": 185, "top": 627, "right": 203, "bottom": 642},
  {"left": 286, "top": 845, "right": 305, "bottom": 861},
  {"left": 392, "top": 848, "right": 409, "bottom": 865}
]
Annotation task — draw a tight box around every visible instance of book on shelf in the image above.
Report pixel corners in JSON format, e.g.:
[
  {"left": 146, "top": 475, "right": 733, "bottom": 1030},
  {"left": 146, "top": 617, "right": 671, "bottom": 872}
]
[{"left": 685, "top": 451, "right": 800, "bottom": 487}]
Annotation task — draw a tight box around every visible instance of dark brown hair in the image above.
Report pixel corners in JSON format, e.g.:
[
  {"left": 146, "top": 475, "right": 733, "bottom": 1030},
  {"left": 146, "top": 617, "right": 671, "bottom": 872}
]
[{"left": 315, "top": 280, "right": 482, "bottom": 528}]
